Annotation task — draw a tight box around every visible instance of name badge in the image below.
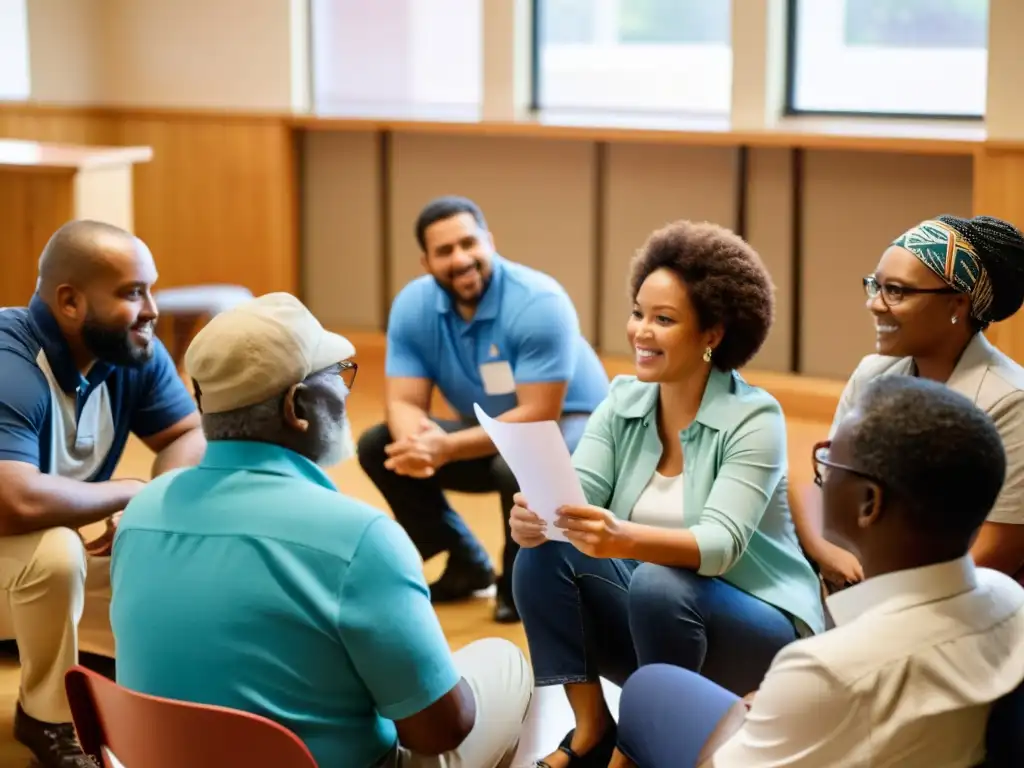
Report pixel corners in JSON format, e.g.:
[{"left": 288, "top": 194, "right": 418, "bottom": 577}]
[{"left": 479, "top": 360, "right": 516, "bottom": 395}]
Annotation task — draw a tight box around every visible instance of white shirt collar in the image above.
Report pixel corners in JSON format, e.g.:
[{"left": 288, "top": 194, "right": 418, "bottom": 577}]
[{"left": 826, "top": 554, "right": 977, "bottom": 627}]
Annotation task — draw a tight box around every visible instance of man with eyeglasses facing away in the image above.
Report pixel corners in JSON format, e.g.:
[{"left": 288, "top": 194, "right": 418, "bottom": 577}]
[
  {"left": 110, "top": 293, "right": 533, "bottom": 768},
  {"left": 611, "top": 375, "right": 1024, "bottom": 768}
]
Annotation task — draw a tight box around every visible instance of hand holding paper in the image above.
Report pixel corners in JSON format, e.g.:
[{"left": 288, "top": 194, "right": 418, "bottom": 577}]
[
  {"left": 551, "top": 503, "right": 629, "bottom": 559},
  {"left": 509, "top": 493, "right": 549, "bottom": 547},
  {"left": 473, "top": 403, "right": 587, "bottom": 543}
]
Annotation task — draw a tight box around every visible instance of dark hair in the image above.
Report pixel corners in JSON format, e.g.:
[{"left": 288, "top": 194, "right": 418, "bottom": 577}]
[
  {"left": 414, "top": 196, "right": 488, "bottom": 251},
  {"left": 848, "top": 375, "right": 1005, "bottom": 539},
  {"left": 937, "top": 214, "right": 1024, "bottom": 327},
  {"left": 628, "top": 220, "right": 774, "bottom": 371}
]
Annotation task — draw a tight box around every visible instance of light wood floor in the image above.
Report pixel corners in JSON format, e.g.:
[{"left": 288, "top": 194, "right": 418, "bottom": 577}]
[{"left": 0, "top": 333, "right": 830, "bottom": 766}]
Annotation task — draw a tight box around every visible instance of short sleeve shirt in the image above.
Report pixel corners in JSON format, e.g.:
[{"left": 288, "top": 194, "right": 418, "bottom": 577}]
[
  {"left": 0, "top": 295, "right": 196, "bottom": 481},
  {"left": 111, "top": 440, "right": 461, "bottom": 768},
  {"left": 384, "top": 255, "right": 609, "bottom": 419}
]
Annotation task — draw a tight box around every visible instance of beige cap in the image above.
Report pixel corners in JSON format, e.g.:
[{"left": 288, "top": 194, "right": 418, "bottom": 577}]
[{"left": 184, "top": 292, "right": 355, "bottom": 414}]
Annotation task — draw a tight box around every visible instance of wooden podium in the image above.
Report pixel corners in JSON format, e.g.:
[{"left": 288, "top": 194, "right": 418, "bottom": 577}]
[{"left": 0, "top": 139, "right": 153, "bottom": 309}]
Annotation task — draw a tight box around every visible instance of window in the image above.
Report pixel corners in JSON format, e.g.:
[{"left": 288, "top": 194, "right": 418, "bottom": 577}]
[
  {"left": 787, "top": 0, "right": 988, "bottom": 117},
  {"left": 533, "top": 0, "right": 732, "bottom": 116},
  {"left": 0, "top": 0, "right": 30, "bottom": 101},
  {"left": 310, "top": 0, "right": 482, "bottom": 118}
]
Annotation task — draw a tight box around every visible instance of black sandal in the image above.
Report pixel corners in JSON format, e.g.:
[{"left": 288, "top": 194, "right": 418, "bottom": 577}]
[{"left": 536, "top": 725, "right": 618, "bottom": 768}]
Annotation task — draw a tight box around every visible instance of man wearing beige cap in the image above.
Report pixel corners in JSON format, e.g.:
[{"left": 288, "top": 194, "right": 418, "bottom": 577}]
[{"left": 109, "top": 293, "right": 533, "bottom": 768}]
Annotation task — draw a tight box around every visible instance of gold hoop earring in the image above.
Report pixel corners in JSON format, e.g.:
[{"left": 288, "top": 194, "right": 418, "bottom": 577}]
[{"left": 703, "top": 346, "right": 713, "bottom": 363}]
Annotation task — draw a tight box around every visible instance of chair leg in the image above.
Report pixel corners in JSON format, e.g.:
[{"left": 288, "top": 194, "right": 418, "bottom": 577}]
[{"left": 165, "top": 314, "right": 203, "bottom": 373}]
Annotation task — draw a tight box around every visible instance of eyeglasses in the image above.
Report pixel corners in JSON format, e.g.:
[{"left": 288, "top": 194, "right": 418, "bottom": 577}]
[
  {"left": 190, "top": 361, "right": 359, "bottom": 413},
  {"left": 338, "top": 360, "right": 358, "bottom": 390},
  {"left": 811, "top": 440, "right": 882, "bottom": 488},
  {"left": 862, "top": 275, "right": 958, "bottom": 306}
]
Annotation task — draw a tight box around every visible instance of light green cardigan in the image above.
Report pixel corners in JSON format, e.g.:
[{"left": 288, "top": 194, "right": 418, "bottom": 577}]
[{"left": 571, "top": 369, "right": 825, "bottom": 635}]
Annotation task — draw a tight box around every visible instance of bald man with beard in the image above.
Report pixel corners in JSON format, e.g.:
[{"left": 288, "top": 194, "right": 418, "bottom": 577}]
[{"left": 0, "top": 220, "right": 205, "bottom": 767}]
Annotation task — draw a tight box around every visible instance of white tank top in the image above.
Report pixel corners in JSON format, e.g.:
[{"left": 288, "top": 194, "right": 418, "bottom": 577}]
[{"left": 629, "top": 472, "right": 685, "bottom": 529}]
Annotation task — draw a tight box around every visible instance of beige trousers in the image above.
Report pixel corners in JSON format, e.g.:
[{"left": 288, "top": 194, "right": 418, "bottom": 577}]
[
  {"left": 0, "top": 526, "right": 115, "bottom": 724},
  {"left": 385, "top": 637, "right": 534, "bottom": 768}
]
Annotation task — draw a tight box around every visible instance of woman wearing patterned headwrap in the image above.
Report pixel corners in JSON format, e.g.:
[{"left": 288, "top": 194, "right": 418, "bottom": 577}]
[{"left": 793, "top": 214, "right": 1024, "bottom": 592}]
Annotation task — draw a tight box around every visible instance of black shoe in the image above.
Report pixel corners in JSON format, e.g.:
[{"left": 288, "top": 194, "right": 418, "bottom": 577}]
[
  {"left": 494, "top": 590, "right": 521, "bottom": 624},
  {"left": 536, "top": 725, "right": 618, "bottom": 768},
  {"left": 14, "top": 703, "right": 98, "bottom": 767},
  {"left": 429, "top": 557, "right": 496, "bottom": 603}
]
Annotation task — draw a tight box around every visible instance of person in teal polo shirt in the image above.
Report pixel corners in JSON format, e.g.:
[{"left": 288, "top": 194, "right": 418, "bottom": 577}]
[
  {"left": 110, "top": 293, "right": 533, "bottom": 768},
  {"left": 358, "top": 195, "right": 609, "bottom": 624},
  {"left": 510, "top": 221, "right": 825, "bottom": 768}
]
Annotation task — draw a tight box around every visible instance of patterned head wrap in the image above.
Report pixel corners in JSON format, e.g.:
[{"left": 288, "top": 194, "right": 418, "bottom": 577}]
[{"left": 892, "top": 218, "right": 995, "bottom": 323}]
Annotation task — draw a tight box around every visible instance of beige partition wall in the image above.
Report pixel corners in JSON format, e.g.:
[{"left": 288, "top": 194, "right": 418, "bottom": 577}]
[
  {"left": 600, "top": 143, "right": 738, "bottom": 356},
  {"left": 387, "top": 132, "right": 598, "bottom": 341},
  {"left": 301, "top": 130, "right": 383, "bottom": 330},
  {"left": 800, "top": 150, "right": 974, "bottom": 379},
  {"left": 745, "top": 147, "right": 795, "bottom": 373},
  {"left": 300, "top": 127, "right": 983, "bottom": 378}
]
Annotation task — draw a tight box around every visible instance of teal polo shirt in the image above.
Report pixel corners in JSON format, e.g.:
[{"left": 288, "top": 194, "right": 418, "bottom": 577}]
[
  {"left": 110, "top": 441, "right": 461, "bottom": 768},
  {"left": 385, "top": 254, "right": 609, "bottom": 419}
]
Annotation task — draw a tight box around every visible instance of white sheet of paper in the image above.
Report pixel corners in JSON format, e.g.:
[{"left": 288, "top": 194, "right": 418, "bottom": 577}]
[{"left": 474, "top": 403, "right": 587, "bottom": 542}]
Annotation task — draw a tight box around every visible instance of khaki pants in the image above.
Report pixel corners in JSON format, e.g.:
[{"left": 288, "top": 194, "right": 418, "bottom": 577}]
[
  {"left": 385, "top": 638, "right": 534, "bottom": 768},
  {"left": 0, "top": 527, "right": 114, "bottom": 724}
]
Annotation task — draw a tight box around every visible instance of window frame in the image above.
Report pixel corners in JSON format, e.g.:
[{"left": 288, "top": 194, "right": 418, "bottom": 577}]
[
  {"left": 527, "top": 0, "right": 732, "bottom": 118},
  {"left": 529, "top": 0, "right": 542, "bottom": 110},
  {"left": 782, "top": 0, "right": 987, "bottom": 121}
]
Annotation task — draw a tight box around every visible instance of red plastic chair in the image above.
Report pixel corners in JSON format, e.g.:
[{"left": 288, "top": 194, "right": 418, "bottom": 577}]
[{"left": 64, "top": 665, "right": 318, "bottom": 767}]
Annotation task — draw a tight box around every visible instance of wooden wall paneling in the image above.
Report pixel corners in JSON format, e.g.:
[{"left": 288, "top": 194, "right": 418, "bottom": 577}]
[
  {"left": 0, "top": 169, "right": 74, "bottom": 307},
  {"left": 0, "top": 105, "right": 300, "bottom": 300},
  {"left": 116, "top": 113, "right": 299, "bottom": 297},
  {"left": 0, "top": 104, "right": 116, "bottom": 145},
  {"left": 973, "top": 147, "right": 1024, "bottom": 362}
]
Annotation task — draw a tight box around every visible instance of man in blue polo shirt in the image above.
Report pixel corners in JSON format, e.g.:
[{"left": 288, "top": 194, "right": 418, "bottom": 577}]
[
  {"left": 0, "top": 220, "right": 205, "bottom": 768},
  {"left": 358, "top": 195, "right": 609, "bottom": 623},
  {"left": 111, "top": 293, "right": 533, "bottom": 768}
]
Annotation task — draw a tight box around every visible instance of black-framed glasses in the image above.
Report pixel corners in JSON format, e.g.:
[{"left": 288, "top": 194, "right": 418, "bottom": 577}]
[
  {"left": 862, "top": 275, "right": 958, "bottom": 306},
  {"left": 338, "top": 360, "right": 358, "bottom": 390},
  {"left": 812, "top": 440, "right": 882, "bottom": 489}
]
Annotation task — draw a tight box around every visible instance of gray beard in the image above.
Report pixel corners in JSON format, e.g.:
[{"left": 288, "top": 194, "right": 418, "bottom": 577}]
[{"left": 317, "top": 416, "right": 356, "bottom": 468}]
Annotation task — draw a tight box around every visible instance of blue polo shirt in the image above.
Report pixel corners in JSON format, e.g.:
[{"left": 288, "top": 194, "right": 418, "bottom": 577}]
[
  {"left": 385, "top": 254, "right": 609, "bottom": 419},
  {"left": 111, "top": 440, "right": 462, "bottom": 768},
  {"left": 0, "top": 295, "right": 196, "bottom": 480}
]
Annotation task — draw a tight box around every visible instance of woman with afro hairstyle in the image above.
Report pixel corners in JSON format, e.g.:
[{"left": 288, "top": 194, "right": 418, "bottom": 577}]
[
  {"left": 794, "top": 214, "right": 1024, "bottom": 594},
  {"left": 510, "top": 220, "right": 824, "bottom": 768}
]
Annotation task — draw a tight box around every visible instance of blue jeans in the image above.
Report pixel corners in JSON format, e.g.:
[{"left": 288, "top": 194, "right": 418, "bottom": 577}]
[
  {"left": 617, "top": 664, "right": 740, "bottom": 768},
  {"left": 512, "top": 541, "right": 799, "bottom": 694}
]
